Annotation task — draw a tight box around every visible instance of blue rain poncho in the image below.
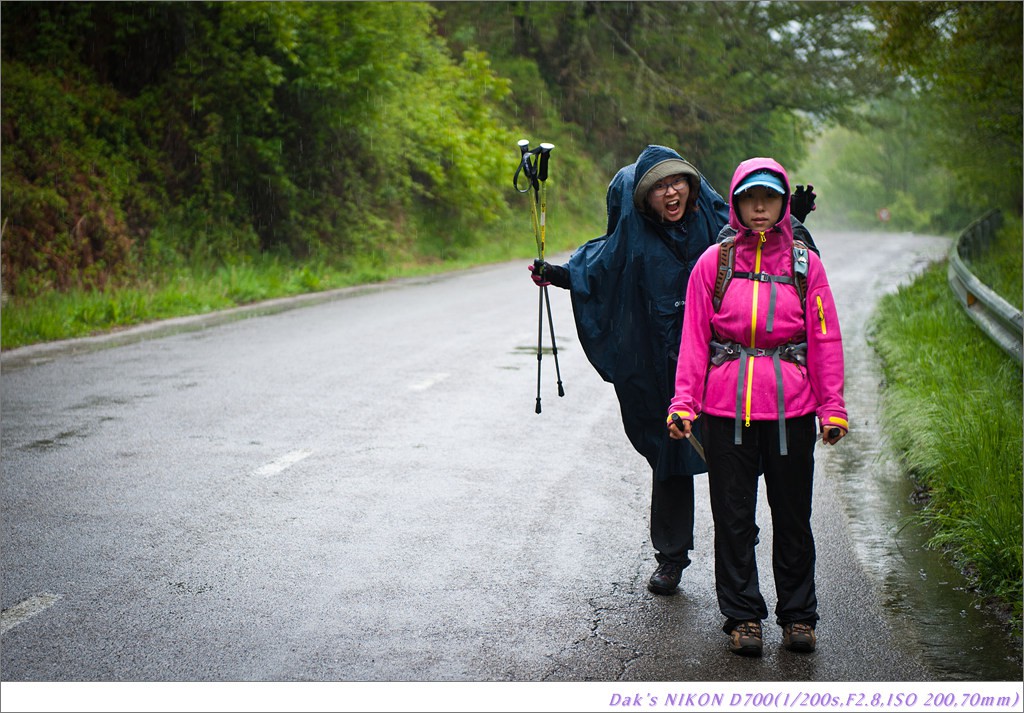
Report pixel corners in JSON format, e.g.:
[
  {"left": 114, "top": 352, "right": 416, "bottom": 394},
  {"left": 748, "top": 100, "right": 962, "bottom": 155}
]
[{"left": 565, "top": 145, "right": 729, "bottom": 481}]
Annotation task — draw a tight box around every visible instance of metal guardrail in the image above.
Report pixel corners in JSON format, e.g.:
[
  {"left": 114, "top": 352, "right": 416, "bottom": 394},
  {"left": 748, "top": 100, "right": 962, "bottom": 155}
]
[{"left": 946, "top": 209, "right": 1023, "bottom": 363}]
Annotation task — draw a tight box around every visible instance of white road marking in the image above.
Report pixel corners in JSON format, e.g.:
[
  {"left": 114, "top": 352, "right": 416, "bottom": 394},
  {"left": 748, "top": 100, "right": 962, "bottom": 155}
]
[
  {"left": 1, "top": 593, "right": 60, "bottom": 635},
  {"left": 253, "top": 449, "right": 313, "bottom": 477},
  {"left": 409, "top": 373, "right": 450, "bottom": 391}
]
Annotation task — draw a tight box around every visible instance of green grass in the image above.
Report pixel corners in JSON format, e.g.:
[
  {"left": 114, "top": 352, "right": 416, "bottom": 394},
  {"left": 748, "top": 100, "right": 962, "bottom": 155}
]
[
  {"left": 0, "top": 204, "right": 601, "bottom": 350},
  {"left": 869, "top": 220, "right": 1023, "bottom": 633},
  {"left": 965, "top": 215, "right": 1023, "bottom": 311}
]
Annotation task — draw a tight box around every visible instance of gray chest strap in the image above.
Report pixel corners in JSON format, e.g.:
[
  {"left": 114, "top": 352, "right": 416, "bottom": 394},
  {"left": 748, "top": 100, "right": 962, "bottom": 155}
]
[
  {"left": 730, "top": 271, "right": 794, "bottom": 333},
  {"left": 710, "top": 340, "right": 807, "bottom": 456}
]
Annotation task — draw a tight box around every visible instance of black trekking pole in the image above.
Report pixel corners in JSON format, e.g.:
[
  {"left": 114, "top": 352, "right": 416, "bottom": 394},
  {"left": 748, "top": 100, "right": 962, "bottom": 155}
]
[
  {"left": 536, "top": 143, "right": 564, "bottom": 402},
  {"left": 514, "top": 139, "right": 564, "bottom": 414},
  {"left": 514, "top": 140, "right": 545, "bottom": 413}
]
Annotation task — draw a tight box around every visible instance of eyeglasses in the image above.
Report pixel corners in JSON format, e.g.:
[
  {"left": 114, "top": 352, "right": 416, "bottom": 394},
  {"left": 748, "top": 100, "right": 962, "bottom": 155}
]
[{"left": 651, "top": 177, "right": 689, "bottom": 197}]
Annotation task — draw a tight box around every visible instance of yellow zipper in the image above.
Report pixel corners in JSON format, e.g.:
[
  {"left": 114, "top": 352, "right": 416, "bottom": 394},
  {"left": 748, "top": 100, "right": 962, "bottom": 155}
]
[
  {"left": 744, "top": 233, "right": 767, "bottom": 427},
  {"left": 816, "top": 295, "right": 827, "bottom": 334}
]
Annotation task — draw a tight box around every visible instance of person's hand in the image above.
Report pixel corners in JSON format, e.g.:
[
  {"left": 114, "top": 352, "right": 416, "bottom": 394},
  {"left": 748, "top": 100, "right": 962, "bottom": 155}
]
[
  {"left": 529, "top": 259, "right": 569, "bottom": 289},
  {"left": 821, "top": 425, "right": 847, "bottom": 445},
  {"left": 667, "top": 412, "right": 692, "bottom": 440},
  {"left": 791, "top": 184, "right": 816, "bottom": 222},
  {"left": 529, "top": 260, "right": 551, "bottom": 286}
]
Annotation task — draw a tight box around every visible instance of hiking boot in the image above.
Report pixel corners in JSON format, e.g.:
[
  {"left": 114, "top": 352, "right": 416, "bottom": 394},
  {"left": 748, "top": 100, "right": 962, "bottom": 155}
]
[
  {"left": 647, "top": 561, "right": 684, "bottom": 595},
  {"left": 728, "top": 621, "right": 763, "bottom": 657},
  {"left": 782, "top": 622, "right": 817, "bottom": 653}
]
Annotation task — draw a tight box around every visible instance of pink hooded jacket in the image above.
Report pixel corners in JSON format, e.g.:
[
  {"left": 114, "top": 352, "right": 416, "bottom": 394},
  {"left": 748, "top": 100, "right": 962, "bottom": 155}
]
[{"left": 667, "top": 157, "right": 848, "bottom": 437}]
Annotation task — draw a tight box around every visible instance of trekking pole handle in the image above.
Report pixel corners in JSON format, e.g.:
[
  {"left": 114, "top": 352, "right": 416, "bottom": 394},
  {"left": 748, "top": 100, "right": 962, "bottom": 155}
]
[
  {"left": 537, "top": 143, "right": 554, "bottom": 182},
  {"left": 671, "top": 413, "right": 706, "bottom": 461},
  {"left": 513, "top": 140, "right": 538, "bottom": 194},
  {"left": 670, "top": 413, "right": 687, "bottom": 432}
]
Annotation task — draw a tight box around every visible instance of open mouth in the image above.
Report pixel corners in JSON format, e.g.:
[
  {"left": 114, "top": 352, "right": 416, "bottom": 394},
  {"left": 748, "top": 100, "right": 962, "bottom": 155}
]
[{"left": 666, "top": 199, "right": 681, "bottom": 211}]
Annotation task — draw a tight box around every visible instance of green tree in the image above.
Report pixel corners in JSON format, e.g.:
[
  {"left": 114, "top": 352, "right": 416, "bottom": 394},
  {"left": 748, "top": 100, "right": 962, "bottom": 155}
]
[
  {"left": 871, "top": 2, "right": 1023, "bottom": 215},
  {"left": 800, "top": 93, "right": 976, "bottom": 234},
  {"left": 434, "top": 1, "right": 886, "bottom": 185},
  {"left": 1, "top": 2, "right": 518, "bottom": 295},
  {"left": 148, "top": 2, "right": 514, "bottom": 261},
  {"left": 0, "top": 1, "right": 167, "bottom": 294}
]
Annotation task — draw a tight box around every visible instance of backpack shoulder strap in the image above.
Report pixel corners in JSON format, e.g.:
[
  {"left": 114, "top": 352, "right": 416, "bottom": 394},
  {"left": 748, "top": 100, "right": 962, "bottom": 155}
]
[
  {"left": 713, "top": 236, "right": 736, "bottom": 311},
  {"left": 792, "top": 239, "right": 810, "bottom": 308}
]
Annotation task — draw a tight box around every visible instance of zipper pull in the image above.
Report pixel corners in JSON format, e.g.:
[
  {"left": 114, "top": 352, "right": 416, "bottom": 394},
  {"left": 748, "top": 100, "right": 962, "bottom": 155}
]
[
  {"left": 759, "top": 231, "right": 766, "bottom": 243},
  {"left": 816, "top": 295, "right": 827, "bottom": 334}
]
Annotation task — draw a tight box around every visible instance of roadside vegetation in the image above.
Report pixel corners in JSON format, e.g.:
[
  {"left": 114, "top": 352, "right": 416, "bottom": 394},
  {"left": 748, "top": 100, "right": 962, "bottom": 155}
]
[
  {"left": 0, "top": 212, "right": 600, "bottom": 349},
  {"left": 869, "top": 216, "right": 1023, "bottom": 636},
  {"left": 1, "top": 1, "right": 1021, "bottom": 636}
]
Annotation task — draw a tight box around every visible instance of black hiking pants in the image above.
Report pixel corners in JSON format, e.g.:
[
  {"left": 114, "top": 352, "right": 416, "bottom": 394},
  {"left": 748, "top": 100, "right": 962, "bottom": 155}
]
[
  {"left": 622, "top": 412, "right": 701, "bottom": 569},
  {"left": 704, "top": 413, "right": 819, "bottom": 632},
  {"left": 650, "top": 467, "right": 694, "bottom": 568}
]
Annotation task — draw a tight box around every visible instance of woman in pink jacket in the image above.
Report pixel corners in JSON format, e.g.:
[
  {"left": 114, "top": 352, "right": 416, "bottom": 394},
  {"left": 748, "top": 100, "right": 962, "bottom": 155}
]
[{"left": 666, "top": 157, "right": 848, "bottom": 658}]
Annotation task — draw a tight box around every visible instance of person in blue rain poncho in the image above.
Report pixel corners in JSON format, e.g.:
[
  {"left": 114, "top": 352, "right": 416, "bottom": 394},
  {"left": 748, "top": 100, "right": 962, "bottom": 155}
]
[{"left": 530, "top": 145, "right": 817, "bottom": 595}]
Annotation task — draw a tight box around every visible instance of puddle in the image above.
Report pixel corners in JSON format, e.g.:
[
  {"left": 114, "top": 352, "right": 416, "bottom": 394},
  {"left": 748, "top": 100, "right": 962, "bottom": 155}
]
[
  {"left": 22, "top": 427, "right": 90, "bottom": 452},
  {"left": 835, "top": 422, "right": 1022, "bottom": 680},
  {"left": 513, "top": 344, "right": 563, "bottom": 355}
]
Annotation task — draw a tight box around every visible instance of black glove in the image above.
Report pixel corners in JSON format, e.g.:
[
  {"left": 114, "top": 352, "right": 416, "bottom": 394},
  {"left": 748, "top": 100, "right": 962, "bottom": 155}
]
[
  {"left": 529, "top": 259, "right": 570, "bottom": 289},
  {"left": 790, "top": 184, "right": 816, "bottom": 223}
]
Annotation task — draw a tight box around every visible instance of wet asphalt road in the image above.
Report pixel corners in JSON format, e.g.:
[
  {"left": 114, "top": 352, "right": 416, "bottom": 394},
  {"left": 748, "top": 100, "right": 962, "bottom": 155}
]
[{"left": 0, "top": 230, "right": 1012, "bottom": 688}]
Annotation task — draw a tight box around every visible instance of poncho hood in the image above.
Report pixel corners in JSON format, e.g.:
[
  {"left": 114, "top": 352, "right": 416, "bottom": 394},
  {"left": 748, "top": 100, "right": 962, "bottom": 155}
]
[{"left": 632, "top": 145, "right": 701, "bottom": 217}]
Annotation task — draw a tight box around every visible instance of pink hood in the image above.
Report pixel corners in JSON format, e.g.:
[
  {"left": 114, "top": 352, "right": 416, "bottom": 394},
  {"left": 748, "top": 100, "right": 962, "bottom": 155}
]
[
  {"left": 727, "top": 156, "right": 792, "bottom": 237},
  {"left": 668, "top": 158, "right": 848, "bottom": 434}
]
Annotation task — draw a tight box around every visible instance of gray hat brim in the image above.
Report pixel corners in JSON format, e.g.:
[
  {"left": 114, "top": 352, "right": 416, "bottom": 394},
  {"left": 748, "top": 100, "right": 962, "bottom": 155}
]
[
  {"left": 733, "top": 171, "right": 786, "bottom": 196},
  {"left": 633, "top": 158, "right": 701, "bottom": 211}
]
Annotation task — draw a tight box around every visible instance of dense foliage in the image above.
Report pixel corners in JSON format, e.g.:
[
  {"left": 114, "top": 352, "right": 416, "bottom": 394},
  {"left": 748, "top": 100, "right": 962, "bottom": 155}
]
[
  {"left": 731, "top": 2, "right": 1023, "bottom": 234},
  {"left": 871, "top": 2, "right": 1023, "bottom": 215},
  {"left": 1, "top": 1, "right": 1020, "bottom": 297},
  {"left": 2, "top": 2, "right": 517, "bottom": 296},
  {"left": 435, "top": 1, "right": 889, "bottom": 185}
]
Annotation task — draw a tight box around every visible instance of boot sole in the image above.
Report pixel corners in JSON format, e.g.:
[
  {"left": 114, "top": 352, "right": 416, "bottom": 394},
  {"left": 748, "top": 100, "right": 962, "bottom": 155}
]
[
  {"left": 784, "top": 642, "right": 816, "bottom": 653},
  {"left": 647, "top": 583, "right": 678, "bottom": 595}
]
